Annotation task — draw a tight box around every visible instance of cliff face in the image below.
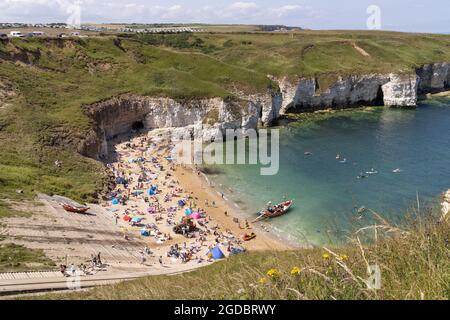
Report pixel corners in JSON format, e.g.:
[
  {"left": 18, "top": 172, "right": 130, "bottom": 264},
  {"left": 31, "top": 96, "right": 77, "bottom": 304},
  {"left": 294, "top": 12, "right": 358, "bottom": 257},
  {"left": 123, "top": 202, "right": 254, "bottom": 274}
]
[
  {"left": 81, "top": 95, "right": 263, "bottom": 158},
  {"left": 80, "top": 62, "right": 449, "bottom": 159},
  {"left": 416, "top": 62, "right": 450, "bottom": 94},
  {"left": 276, "top": 72, "right": 420, "bottom": 113}
]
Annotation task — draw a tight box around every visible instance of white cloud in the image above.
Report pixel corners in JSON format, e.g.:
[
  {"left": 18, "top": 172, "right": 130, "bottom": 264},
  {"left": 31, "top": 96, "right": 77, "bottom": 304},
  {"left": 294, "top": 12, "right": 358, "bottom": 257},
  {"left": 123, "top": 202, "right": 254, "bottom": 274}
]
[
  {"left": 0, "top": 0, "right": 312, "bottom": 25},
  {"left": 230, "top": 2, "right": 258, "bottom": 10},
  {"left": 272, "top": 4, "right": 310, "bottom": 17}
]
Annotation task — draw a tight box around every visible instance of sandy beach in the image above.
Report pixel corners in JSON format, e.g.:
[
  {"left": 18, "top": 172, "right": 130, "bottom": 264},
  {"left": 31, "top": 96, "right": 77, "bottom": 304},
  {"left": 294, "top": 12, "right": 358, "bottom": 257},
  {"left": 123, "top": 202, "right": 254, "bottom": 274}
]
[
  {"left": 100, "top": 129, "right": 290, "bottom": 269},
  {"left": 174, "top": 165, "right": 291, "bottom": 251}
]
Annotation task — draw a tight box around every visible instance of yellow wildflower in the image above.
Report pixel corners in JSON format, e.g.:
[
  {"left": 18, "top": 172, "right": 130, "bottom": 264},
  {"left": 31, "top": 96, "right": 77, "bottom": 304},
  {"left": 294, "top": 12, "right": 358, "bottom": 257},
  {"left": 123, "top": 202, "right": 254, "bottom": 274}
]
[
  {"left": 290, "top": 266, "right": 301, "bottom": 275},
  {"left": 322, "top": 253, "right": 330, "bottom": 259},
  {"left": 266, "top": 268, "right": 281, "bottom": 279},
  {"left": 339, "top": 254, "right": 348, "bottom": 261},
  {"left": 259, "top": 277, "right": 268, "bottom": 284}
]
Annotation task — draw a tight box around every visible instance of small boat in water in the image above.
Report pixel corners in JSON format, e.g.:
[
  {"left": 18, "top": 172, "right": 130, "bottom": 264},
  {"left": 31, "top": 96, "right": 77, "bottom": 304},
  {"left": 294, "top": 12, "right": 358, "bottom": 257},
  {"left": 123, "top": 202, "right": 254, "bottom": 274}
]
[
  {"left": 252, "top": 200, "right": 293, "bottom": 222},
  {"left": 62, "top": 204, "right": 90, "bottom": 214},
  {"left": 393, "top": 168, "right": 402, "bottom": 173}
]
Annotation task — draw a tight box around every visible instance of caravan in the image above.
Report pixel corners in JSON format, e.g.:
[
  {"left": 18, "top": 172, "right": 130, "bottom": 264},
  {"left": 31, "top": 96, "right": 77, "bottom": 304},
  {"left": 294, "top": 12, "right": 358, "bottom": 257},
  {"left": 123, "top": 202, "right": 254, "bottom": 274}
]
[{"left": 9, "top": 31, "right": 23, "bottom": 38}]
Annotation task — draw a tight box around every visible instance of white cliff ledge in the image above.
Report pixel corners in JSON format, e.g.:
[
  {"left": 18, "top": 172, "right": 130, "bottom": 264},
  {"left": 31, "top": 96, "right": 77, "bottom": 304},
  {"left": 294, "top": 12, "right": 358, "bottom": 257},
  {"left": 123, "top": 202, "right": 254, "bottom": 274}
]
[{"left": 80, "top": 62, "right": 450, "bottom": 159}]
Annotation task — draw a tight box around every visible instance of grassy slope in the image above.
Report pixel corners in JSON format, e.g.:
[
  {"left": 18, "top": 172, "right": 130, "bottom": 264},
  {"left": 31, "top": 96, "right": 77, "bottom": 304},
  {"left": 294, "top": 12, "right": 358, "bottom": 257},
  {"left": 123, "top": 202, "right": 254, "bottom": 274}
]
[
  {"left": 36, "top": 214, "right": 449, "bottom": 300},
  {"left": 0, "top": 243, "right": 55, "bottom": 272},
  {"left": 0, "top": 30, "right": 449, "bottom": 202}
]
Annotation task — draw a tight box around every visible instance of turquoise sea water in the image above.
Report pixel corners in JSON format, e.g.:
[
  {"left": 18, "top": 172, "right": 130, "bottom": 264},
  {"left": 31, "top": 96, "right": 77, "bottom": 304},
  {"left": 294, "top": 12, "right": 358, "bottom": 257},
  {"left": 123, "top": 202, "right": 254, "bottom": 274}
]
[{"left": 206, "top": 96, "right": 450, "bottom": 245}]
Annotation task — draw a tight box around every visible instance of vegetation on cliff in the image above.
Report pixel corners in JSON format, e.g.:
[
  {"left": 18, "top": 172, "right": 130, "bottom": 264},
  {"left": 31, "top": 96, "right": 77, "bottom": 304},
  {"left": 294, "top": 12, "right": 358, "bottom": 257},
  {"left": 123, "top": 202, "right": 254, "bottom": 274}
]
[
  {"left": 1, "top": 30, "right": 450, "bottom": 203},
  {"left": 34, "top": 212, "right": 450, "bottom": 300}
]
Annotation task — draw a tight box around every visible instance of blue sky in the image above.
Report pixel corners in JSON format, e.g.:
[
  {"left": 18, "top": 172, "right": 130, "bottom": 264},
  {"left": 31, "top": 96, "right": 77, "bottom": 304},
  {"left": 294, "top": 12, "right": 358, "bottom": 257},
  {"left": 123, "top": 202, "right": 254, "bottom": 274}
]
[{"left": 0, "top": 0, "right": 448, "bottom": 32}]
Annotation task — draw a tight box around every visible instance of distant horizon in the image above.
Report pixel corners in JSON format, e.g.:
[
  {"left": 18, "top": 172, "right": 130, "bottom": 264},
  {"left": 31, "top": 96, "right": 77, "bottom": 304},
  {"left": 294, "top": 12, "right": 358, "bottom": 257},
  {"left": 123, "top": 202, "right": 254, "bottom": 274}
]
[
  {"left": 1, "top": 23, "right": 448, "bottom": 35},
  {"left": 0, "top": 1, "right": 448, "bottom": 33}
]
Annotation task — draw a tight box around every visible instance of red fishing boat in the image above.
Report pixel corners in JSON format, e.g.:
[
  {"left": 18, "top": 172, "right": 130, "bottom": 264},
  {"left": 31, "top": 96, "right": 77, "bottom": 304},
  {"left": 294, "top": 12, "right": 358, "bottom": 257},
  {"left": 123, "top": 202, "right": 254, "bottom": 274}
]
[
  {"left": 252, "top": 200, "right": 293, "bottom": 222},
  {"left": 62, "top": 204, "right": 90, "bottom": 214}
]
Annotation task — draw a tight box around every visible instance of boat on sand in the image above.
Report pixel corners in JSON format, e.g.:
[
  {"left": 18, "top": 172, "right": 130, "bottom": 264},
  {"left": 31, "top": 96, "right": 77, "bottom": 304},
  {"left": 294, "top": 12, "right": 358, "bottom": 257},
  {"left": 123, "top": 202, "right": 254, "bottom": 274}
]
[
  {"left": 252, "top": 200, "right": 293, "bottom": 223},
  {"left": 62, "top": 203, "right": 90, "bottom": 214},
  {"left": 242, "top": 232, "right": 256, "bottom": 241}
]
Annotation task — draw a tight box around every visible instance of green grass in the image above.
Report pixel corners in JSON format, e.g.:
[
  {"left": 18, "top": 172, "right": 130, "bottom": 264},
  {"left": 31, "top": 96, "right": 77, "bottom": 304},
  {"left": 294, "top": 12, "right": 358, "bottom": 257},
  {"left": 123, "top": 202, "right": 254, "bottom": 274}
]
[
  {"left": 0, "top": 200, "right": 30, "bottom": 219},
  {"left": 34, "top": 213, "right": 450, "bottom": 300},
  {"left": 0, "top": 30, "right": 449, "bottom": 203},
  {"left": 0, "top": 243, "right": 55, "bottom": 273}
]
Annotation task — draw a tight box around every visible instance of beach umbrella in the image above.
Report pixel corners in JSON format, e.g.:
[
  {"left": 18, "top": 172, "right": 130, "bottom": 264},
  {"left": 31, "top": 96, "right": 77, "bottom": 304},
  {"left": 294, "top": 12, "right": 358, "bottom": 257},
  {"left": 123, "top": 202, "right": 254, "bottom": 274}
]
[
  {"left": 140, "top": 229, "right": 150, "bottom": 237},
  {"left": 111, "top": 198, "right": 119, "bottom": 205},
  {"left": 190, "top": 212, "right": 202, "bottom": 220},
  {"left": 178, "top": 199, "right": 186, "bottom": 207},
  {"left": 184, "top": 208, "right": 193, "bottom": 216},
  {"left": 123, "top": 215, "right": 131, "bottom": 222},
  {"left": 131, "top": 217, "right": 143, "bottom": 223}
]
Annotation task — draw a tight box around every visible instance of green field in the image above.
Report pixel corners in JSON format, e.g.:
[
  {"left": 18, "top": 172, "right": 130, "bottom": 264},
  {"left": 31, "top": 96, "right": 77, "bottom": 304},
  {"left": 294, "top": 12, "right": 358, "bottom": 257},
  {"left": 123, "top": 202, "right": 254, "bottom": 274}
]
[{"left": 0, "top": 31, "right": 449, "bottom": 201}]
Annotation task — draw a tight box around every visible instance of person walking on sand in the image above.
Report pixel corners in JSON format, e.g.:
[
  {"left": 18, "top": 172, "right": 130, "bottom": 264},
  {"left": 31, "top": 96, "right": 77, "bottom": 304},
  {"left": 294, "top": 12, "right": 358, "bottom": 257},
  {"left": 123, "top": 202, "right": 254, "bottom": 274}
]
[
  {"left": 140, "top": 252, "right": 146, "bottom": 265},
  {"left": 159, "top": 256, "right": 163, "bottom": 266},
  {"left": 97, "top": 252, "right": 102, "bottom": 266}
]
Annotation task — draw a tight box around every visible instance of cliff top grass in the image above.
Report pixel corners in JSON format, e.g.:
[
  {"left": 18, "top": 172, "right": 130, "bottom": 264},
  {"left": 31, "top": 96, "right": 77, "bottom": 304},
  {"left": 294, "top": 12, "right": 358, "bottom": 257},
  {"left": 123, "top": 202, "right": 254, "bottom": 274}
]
[{"left": 0, "top": 30, "right": 450, "bottom": 203}]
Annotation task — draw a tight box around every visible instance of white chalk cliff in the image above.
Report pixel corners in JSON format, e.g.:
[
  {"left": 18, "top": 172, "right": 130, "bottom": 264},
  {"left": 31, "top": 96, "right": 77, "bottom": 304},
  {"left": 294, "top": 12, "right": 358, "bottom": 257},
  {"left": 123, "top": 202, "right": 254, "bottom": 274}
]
[{"left": 80, "top": 63, "right": 450, "bottom": 159}]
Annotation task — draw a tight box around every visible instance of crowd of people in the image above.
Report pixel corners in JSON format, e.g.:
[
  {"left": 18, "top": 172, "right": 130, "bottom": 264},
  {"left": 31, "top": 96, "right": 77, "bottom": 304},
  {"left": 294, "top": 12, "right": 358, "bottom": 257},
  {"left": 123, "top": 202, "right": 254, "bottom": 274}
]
[{"left": 102, "top": 133, "right": 245, "bottom": 268}]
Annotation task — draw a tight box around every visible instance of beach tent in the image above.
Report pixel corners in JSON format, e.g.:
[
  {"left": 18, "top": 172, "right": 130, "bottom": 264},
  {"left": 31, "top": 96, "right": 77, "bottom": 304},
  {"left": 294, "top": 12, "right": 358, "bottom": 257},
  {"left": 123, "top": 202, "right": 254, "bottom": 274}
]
[
  {"left": 210, "top": 246, "right": 225, "bottom": 260},
  {"left": 147, "top": 185, "right": 158, "bottom": 196},
  {"left": 131, "top": 217, "right": 143, "bottom": 223},
  {"left": 140, "top": 229, "right": 150, "bottom": 237},
  {"left": 190, "top": 212, "right": 202, "bottom": 220},
  {"left": 230, "top": 246, "right": 245, "bottom": 256},
  {"left": 111, "top": 198, "right": 119, "bottom": 205}
]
